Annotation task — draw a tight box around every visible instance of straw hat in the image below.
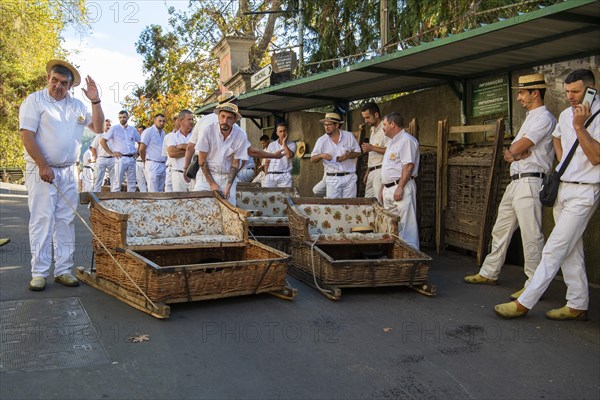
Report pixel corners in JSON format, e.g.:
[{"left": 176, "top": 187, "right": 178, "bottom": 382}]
[
  {"left": 296, "top": 141, "right": 306, "bottom": 158},
  {"left": 46, "top": 60, "right": 81, "bottom": 87},
  {"left": 511, "top": 73, "right": 547, "bottom": 90},
  {"left": 320, "top": 112, "right": 344, "bottom": 124},
  {"left": 214, "top": 102, "right": 242, "bottom": 121},
  {"left": 217, "top": 91, "right": 237, "bottom": 104}
]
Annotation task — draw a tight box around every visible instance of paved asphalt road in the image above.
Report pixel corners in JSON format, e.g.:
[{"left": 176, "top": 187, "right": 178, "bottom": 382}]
[{"left": 0, "top": 183, "right": 598, "bottom": 399}]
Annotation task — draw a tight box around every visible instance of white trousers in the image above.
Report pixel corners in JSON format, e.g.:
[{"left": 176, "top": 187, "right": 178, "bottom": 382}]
[
  {"left": 145, "top": 161, "right": 166, "bottom": 192},
  {"left": 136, "top": 160, "right": 147, "bottom": 192},
  {"left": 81, "top": 164, "right": 97, "bottom": 192},
  {"left": 263, "top": 172, "right": 292, "bottom": 188},
  {"left": 382, "top": 179, "right": 419, "bottom": 250},
  {"left": 112, "top": 156, "right": 137, "bottom": 192},
  {"left": 25, "top": 163, "right": 78, "bottom": 278},
  {"left": 519, "top": 183, "right": 599, "bottom": 310},
  {"left": 479, "top": 178, "right": 544, "bottom": 284},
  {"left": 312, "top": 175, "right": 326, "bottom": 197},
  {"left": 94, "top": 157, "right": 115, "bottom": 192},
  {"left": 194, "top": 172, "right": 238, "bottom": 206},
  {"left": 364, "top": 167, "right": 383, "bottom": 199},
  {"left": 165, "top": 165, "right": 173, "bottom": 192},
  {"left": 325, "top": 173, "right": 357, "bottom": 199},
  {"left": 171, "top": 169, "right": 190, "bottom": 192}
]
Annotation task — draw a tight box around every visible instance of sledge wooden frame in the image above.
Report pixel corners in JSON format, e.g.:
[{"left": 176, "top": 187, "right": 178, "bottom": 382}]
[
  {"left": 79, "top": 191, "right": 297, "bottom": 318},
  {"left": 286, "top": 197, "right": 434, "bottom": 300}
]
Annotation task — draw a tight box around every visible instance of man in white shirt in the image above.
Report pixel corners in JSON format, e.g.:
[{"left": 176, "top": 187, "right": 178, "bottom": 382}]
[
  {"left": 495, "top": 69, "right": 600, "bottom": 321},
  {"left": 252, "top": 134, "right": 272, "bottom": 185},
  {"left": 264, "top": 123, "right": 296, "bottom": 188},
  {"left": 163, "top": 114, "right": 179, "bottom": 192},
  {"left": 101, "top": 110, "right": 140, "bottom": 192},
  {"left": 166, "top": 110, "right": 194, "bottom": 191},
  {"left": 360, "top": 102, "right": 389, "bottom": 199},
  {"left": 91, "top": 119, "right": 113, "bottom": 192},
  {"left": 80, "top": 145, "right": 97, "bottom": 192},
  {"left": 139, "top": 114, "right": 167, "bottom": 192},
  {"left": 135, "top": 125, "right": 147, "bottom": 192},
  {"left": 465, "top": 73, "right": 556, "bottom": 299},
  {"left": 310, "top": 112, "right": 361, "bottom": 198},
  {"left": 19, "top": 59, "right": 104, "bottom": 291},
  {"left": 380, "top": 112, "right": 420, "bottom": 250},
  {"left": 195, "top": 103, "right": 249, "bottom": 205}
]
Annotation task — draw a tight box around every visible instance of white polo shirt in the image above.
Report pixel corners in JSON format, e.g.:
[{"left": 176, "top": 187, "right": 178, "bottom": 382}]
[
  {"left": 19, "top": 89, "right": 92, "bottom": 166},
  {"left": 553, "top": 96, "right": 600, "bottom": 183},
  {"left": 162, "top": 132, "right": 174, "bottom": 167},
  {"left": 311, "top": 129, "right": 360, "bottom": 173},
  {"left": 510, "top": 105, "right": 556, "bottom": 175},
  {"left": 266, "top": 140, "right": 297, "bottom": 173},
  {"left": 92, "top": 134, "right": 111, "bottom": 158},
  {"left": 196, "top": 123, "right": 249, "bottom": 175},
  {"left": 164, "top": 130, "right": 190, "bottom": 170},
  {"left": 103, "top": 124, "right": 139, "bottom": 154},
  {"left": 367, "top": 122, "right": 389, "bottom": 168},
  {"left": 381, "top": 129, "right": 420, "bottom": 183},
  {"left": 189, "top": 113, "right": 218, "bottom": 144},
  {"left": 141, "top": 125, "right": 167, "bottom": 162}
]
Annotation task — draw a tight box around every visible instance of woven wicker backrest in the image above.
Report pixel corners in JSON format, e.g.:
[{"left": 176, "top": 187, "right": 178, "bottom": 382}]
[
  {"left": 101, "top": 198, "right": 225, "bottom": 239},
  {"left": 296, "top": 204, "right": 376, "bottom": 235}
]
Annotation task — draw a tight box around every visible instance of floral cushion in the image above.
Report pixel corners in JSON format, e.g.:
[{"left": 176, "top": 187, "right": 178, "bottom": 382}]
[
  {"left": 298, "top": 205, "right": 376, "bottom": 236},
  {"left": 237, "top": 191, "right": 289, "bottom": 217},
  {"left": 126, "top": 234, "right": 242, "bottom": 247},
  {"left": 309, "top": 232, "right": 391, "bottom": 242},
  {"left": 101, "top": 198, "right": 229, "bottom": 240},
  {"left": 247, "top": 216, "right": 288, "bottom": 225}
]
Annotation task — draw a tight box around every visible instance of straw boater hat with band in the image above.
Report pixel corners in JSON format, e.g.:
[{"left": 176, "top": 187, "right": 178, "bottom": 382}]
[
  {"left": 217, "top": 91, "right": 237, "bottom": 104},
  {"left": 320, "top": 112, "right": 344, "bottom": 124},
  {"left": 511, "top": 73, "right": 547, "bottom": 90},
  {"left": 46, "top": 59, "right": 81, "bottom": 87},
  {"left": 215, "top": 102, "right": 242, "bottom": 122}
]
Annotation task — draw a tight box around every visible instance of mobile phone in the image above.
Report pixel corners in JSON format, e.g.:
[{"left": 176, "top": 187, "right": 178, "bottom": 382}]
[{"left": 582, "top": 87, "right": 597, "bottom": 108}]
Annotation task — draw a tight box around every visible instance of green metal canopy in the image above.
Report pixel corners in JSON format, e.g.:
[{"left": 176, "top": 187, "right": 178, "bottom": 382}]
[{"left": 197, "top": 0, "right": 600, "bottom": 117}]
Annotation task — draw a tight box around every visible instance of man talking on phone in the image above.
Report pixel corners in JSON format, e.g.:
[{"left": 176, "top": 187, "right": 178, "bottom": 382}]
[{"left": 495, "top": 69, "right": 600, "bottom": 320}]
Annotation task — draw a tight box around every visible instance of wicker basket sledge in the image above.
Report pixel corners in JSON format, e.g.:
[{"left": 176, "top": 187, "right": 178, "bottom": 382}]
[
  {"left": 286, "top": 197, "right": 434, "bottom": 300},
  {"left": 78, "top": 191, "right": 296, "bottom": 318}
]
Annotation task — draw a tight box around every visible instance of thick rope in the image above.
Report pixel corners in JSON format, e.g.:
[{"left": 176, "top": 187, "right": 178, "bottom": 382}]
[{"left": 52, "top": 183, "right": 160, "bottom": 311}]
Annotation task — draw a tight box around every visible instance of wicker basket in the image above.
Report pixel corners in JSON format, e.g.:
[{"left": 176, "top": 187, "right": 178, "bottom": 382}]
[
  {"left": 290, "top": 238, "right": 430, "bottom": 287},
  {"left": 94, "top": 240, "right": 290, "bottom": 303}
]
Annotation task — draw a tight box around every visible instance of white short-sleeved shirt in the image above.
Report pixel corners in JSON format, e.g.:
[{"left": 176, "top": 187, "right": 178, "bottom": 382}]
[
  {"left": 162, "top": 132, "right": 174, "bottom": 166},
  {"left": 196, "top": 124, "right": 249, "bottom": 175},
  {"left": 82, "top": 148, "right": 94, "bottom": 165},
  {"left": 189, "top": 113, "right": 218, "bottom": 144},
  {"left": 103, "top": 124, "right": 139, "bottom": 154},
  {"left": 381, "top": 130, "right": 420, "bottom": 183},
  {"left": 19, "top": 89, "right": 92, "bottom": 166},
  {"left": 552, "top": 95, "right": 600, "bottom": 183},
  {"left": 311, "top": 130, "right": 361, "bottom": 173},
  {"left": 266, "top": 140, "right": 297, "bottom": 173},
  {"left": 510, "top": 105, "right": 556, "bottom": 175},
  {"left": 164, "top": 131, "right": 190, "bottom": 170},
  {"left": 92, "top": 134, "right": 110, "bottom": 157},
  {"left": 367, "top": 121, "right": 389, "bottom": 168},
  {"left": 141, "top": 125, "right": 167, "bottom": 162}
]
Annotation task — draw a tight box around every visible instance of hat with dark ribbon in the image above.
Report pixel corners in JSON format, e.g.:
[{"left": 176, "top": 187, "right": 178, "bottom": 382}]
[{"left": 511, "top": 73, "right": 547, "bottom": 90}]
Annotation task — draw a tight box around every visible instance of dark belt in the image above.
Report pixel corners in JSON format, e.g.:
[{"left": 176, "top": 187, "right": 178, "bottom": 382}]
[
  {"left": 173, "top": 169, "right": 184, "bottom": 173},
  {"left": 326, "top": 172, "right": 351, "bottom": 176},
  {"left": 121, "top": 154, "right": 135, "bottom": 157},
  {"left": 268, "top": 171, "right": 285, "bottom": 174},
  {"left": 147, "top": 159, "right": 166, "bottom": 163},
  {"left": 561, "top": 181, "right": 598, "bottom": 185},
  {"left": 83, "top": 165, "right": 93, "bottom": 169},
  {"left": 511, "top": 172, "right": 545, "bottom": 181},
  {"left": 100, "top": 156, "right": 113, "bottom": 158},
  {"left": 368, "top": 165, "right": 382, "bottom": 172},
  {"left": 383, "top": 177, "right": 414, "bottom": 188},
  {"left": 136, "top": 159, "right": 143, "bottom": 162}
]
